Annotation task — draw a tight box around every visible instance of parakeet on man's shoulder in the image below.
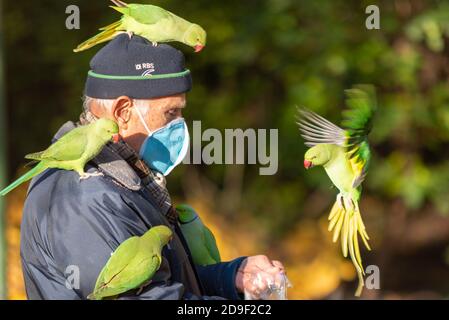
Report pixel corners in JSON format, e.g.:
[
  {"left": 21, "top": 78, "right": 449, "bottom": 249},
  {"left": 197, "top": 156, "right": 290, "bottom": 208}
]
[{"left": 0, "top": 118, "right": 120, "bottom": 196}]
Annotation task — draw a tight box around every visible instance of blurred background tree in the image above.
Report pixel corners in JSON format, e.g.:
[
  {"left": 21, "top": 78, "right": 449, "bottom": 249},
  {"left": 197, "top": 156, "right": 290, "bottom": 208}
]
[
  {"left": 2, "top": 0, "right": 449, "bottom": 299},
  {"left": 0, "top": 0, "right": 7, "bottom": 300}
]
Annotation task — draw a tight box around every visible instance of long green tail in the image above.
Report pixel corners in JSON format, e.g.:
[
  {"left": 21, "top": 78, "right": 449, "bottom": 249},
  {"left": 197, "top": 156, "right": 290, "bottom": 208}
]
[
  {"left": 73, "top": 20, "right": 122, "bottom": 52},
  {"left": 0, "top": 162, "right": 47, "bottom": 196}
]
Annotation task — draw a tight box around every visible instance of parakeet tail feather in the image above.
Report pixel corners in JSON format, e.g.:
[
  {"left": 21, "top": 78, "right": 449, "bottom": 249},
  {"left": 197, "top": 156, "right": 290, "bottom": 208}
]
[
  {"left": 73, "top": 22, "right": 122, "bottom": 52},
  {"left": 328, "top": 193, "right": 370, "bottom": 297},
  {"left": 0, "top": 162, "right": 47, "bottom": 196},
  {"left": 98, "top": 20, "right": 122, "bottom": 31}
]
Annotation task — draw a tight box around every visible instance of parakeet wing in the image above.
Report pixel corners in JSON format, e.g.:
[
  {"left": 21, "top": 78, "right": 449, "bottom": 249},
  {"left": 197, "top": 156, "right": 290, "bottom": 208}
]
[
  {"left": 25, "top": 126, "right": 89, "bottom": 162},
  {"left": 94, "top": 236, "right": 140, "bottom": 290},
  {"left": 296, "top": 108, "right": 346, "bottom": 147},
  {"left": 96, "top": 255, "right": 160, "bottom": 298},
  {"left": 111, "top": 4, "right": 171, "bottom": 25},
  {"left": 203, "top": 226, "right": 221, "bottom": 263},
  {"left": 341, "top": 85, "right": 376, "bottom": 187},
  {"left": 348, "top": 141, "right": 370, "bottom": 188}
]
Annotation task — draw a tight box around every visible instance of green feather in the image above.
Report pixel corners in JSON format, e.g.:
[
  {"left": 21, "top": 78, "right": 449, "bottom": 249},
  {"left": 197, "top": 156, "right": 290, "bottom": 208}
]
[
  {"left": 342, "top": 84, "right": 377, "bottom": 165},
  {"left": 88, "top": 225, "right": 172, "bottom": 300},
  {"left": 115, "top": 4, "right": 171, "bottom": 25},
  {"left": 0, "top": 162, "right": 47, "bottom": 196},
  {"left": 203, "top": 226, "right": 221, "bottom": 263}
]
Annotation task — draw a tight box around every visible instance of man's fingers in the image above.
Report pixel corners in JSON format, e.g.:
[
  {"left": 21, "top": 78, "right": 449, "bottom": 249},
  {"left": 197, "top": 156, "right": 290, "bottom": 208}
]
[
  {"left": 253, "top": 255, "right": 272, "bottom": 269},
  {"left": 243, "top": 271, "right": 274, "bottom": 299},
  {"left": 244, "top": 279, "right": 261, "bottom": 299},
  {"left": 272, "top": 260, "right": 285, "bottom": 273}
]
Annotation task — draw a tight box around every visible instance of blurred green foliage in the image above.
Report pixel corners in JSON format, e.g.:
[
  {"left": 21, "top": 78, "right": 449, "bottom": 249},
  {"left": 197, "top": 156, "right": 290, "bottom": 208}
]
[
  {"left": 3, "top": 0, "right": 449, "bottom": 228},
  {"left": 3, "top": 0, "right": 449, "bottom": 296}
]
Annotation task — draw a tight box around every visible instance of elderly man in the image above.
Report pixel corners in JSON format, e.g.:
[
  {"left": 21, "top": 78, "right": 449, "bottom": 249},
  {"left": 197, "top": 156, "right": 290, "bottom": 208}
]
[{"left": 20, "top": 34, "right": 284, "bottom": 300}]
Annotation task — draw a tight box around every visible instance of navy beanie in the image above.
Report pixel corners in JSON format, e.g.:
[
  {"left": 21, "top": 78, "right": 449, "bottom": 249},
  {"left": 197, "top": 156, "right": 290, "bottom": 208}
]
[{"left": 84, "top": 34, "right": 192, "bottom": 99}]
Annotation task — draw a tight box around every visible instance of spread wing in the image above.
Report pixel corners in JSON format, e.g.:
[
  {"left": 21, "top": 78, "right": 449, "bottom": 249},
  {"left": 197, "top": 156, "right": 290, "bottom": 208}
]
[
  {"left": 296, "top": 107, "right": 346, "bottom": 147},
  {"left": 24, "top": 126, "right": 89, "bottom": 162},
  {"left": 342, "top": 85, "right": 376, "bottom": 188}
]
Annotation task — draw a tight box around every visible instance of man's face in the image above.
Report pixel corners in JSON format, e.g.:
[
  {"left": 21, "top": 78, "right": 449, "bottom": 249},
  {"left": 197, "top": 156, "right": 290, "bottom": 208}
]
[
  {"left": 134, "top": 93, "right": 186, "bottom": 132},
  {"left": 99, "top": 93, "right": 186, "bottom": 153}
]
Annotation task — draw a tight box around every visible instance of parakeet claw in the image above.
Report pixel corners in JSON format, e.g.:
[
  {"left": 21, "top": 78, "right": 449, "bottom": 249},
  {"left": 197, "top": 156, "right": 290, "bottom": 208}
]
[
  {"left": 127, "top": 31, "right": 134, "bottom": 38},
  {"left": 337, "top": 194, "right": 345, "bottom": 209},
  {"left": 152, "top": 41, "right": 158, "bottom": 47},
  {"left": 79, "top": 171, "right": 104, "bottom": 180},
  {"left": 136, "top": 280, "right": 152, "bottom": 295}
]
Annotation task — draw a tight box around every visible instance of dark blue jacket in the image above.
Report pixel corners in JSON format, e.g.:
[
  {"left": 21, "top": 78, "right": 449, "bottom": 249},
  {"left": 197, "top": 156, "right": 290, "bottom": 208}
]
[{"left": 20, "top": 121, "right": 245, "bottom": 300}]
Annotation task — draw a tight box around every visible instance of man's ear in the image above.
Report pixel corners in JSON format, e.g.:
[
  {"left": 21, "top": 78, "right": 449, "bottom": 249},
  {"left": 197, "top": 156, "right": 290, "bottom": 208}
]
[{"left": 112, "top": 96, "right": 133, "bottom": 130}]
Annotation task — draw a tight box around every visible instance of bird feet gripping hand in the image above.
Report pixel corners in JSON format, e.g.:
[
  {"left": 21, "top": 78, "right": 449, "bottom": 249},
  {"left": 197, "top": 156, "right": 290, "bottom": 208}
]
[{"left": 235, "top": 255, "right": 290, "bottom": 300}]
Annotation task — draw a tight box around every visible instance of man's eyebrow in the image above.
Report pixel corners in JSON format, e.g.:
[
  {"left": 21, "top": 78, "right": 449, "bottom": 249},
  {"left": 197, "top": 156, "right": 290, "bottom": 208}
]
[{"left": 166, "top": 102, "right": 186, "bottom": 109}]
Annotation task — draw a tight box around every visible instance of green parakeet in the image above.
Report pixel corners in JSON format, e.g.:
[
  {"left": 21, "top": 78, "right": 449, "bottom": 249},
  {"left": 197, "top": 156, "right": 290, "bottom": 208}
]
[
  {"left": 176, "top": 204, "right": 221, "bottom": 266},
  {"left": 74, "top": 0, "right": 207, "bottom": 53},
  {"left": 0, "top": 118, "right": 120, "bottom": 196},
  {"left": 88, "top": 225, "right": 173, "bottom": 300},
  {"left": 297, "top": 85, "right": 377, "bottom": 297}
]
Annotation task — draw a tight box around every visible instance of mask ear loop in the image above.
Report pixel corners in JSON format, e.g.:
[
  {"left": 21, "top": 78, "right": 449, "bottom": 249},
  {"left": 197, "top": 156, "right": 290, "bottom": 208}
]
[{"left": 133, "top": 100, "right": 152, "bottom": 135}]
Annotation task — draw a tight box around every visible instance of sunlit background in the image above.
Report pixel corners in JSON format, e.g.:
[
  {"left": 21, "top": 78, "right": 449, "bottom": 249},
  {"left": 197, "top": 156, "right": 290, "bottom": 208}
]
[{"left": 1, "top": 0, "right": 449, "bottom": 299}]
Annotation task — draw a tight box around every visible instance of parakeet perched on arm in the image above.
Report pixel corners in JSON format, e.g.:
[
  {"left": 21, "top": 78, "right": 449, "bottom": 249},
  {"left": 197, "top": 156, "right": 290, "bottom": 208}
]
[
  {"left": 0, "top": 118, "right": 120, "bottom": 196},
  {"left": 73, "top": 0, "right": 206, "bottom": 53},
  {"left": 297, "top": 85, "right": 377, "bottom": 297},
  {"left": 88, "top": 225, "right": 173, "bottom": 300},
  {"left": 176, "top": 204, "right": 221, "bottom": 266}
]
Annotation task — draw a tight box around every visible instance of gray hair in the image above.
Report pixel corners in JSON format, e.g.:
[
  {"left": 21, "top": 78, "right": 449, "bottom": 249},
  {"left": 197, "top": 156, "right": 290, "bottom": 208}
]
[{"left": 82, "top": 95, "right": 150, "bottom": 115}]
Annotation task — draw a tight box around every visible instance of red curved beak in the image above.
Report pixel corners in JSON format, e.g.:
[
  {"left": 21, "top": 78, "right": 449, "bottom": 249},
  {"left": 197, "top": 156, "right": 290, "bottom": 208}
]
[
  {"left": 304, "top": 160, "right": 313, "bottom": 169},
  {"left": 194, "top": 45, "right": 204, "bottom": 53},
  {"left": 112, "top": 133, "right": 121, "bottom": 143}
]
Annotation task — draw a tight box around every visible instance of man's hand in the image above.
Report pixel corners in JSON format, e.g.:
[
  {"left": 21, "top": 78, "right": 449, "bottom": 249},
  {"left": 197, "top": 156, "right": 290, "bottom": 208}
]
[{"left": 235, "top": 255, "right": 285, "bottom": 299}]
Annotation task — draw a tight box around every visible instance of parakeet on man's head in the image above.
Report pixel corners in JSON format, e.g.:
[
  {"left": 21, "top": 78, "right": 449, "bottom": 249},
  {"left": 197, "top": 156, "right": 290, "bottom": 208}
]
[
  {"left": 297, "top": 84, "right": 377, "bottom": 297},
  {"left": 74, "top": 0, "right": 207, "bottom": 53},
  {"left": 176, "top": 204, "right": 221, "bottom": 266},
  {"left": 0, "top": 118, "right": 120, "bottom": 196}
]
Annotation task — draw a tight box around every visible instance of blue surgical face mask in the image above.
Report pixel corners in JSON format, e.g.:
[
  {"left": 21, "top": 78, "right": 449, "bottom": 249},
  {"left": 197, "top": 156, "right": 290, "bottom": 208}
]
[{"left": 134, "top": 105, "right": 190, "bottom": 176}]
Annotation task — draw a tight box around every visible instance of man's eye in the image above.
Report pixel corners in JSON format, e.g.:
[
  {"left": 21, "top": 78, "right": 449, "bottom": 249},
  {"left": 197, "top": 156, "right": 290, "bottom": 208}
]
[{"left": 167, "top": 108, "right": 179, "bottom": 117}]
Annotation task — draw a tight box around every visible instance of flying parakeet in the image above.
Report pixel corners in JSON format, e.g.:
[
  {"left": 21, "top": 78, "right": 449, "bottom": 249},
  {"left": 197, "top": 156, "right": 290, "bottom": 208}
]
[
  {"left": 74, "top": 0, "right": 207, "bottom": 53},
  {"left": 88, "top": 225, "right": 173, "bottom": 300},
  {"left": 297, "top": 85, "right": 377, "bottom": 297},
  {"left": 0, "top": 118, "right": 120, "bottom": 196},
  {"left": 176, "top": 204, "right": 221, "bottom": 266}
]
